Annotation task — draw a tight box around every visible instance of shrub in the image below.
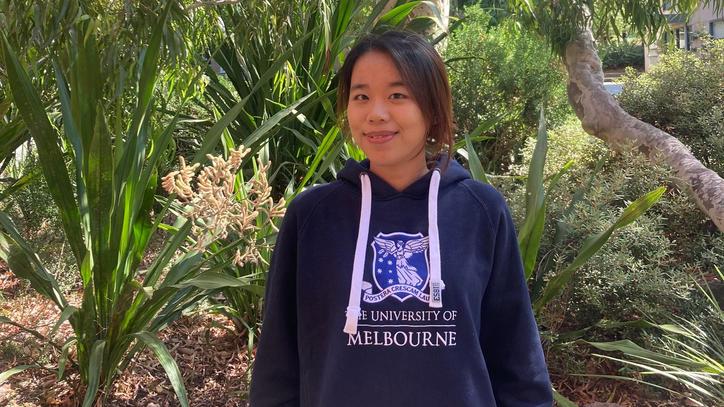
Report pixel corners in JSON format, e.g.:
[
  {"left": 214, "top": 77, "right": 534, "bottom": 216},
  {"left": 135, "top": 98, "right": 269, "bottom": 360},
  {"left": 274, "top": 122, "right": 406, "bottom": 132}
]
[
  {"left": 445, "top": 5, "right": 571, "bottom": 173},
  {"left": 588, "top": 267, "right": 724, "bottom": 406},
  {"left": 617, "top": 39, "right": 724, "bottom": 175},
  {"left": 504, "top": 118, "right": 722, "bottom": 334},
  {"left": 0, "top": 7, "right": 230, "bottom": 405},
  {"left": 598, "top": 41, "right": 645, "bottom": 69},
  {"left": 510, "top": 116, "right": 606, "bottom": 179}
]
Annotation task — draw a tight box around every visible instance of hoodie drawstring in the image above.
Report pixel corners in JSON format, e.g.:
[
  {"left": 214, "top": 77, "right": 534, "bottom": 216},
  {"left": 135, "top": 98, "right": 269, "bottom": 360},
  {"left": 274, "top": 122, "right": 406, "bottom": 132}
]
[
  {"left": 344, "top": 173, "right": 372, "bottom": 334},
  {"left": 343, "top": 170, "right": 444, "bottom": 335},
  {"left": 428, "top": 169, "right": 445, "bottom": 308}
]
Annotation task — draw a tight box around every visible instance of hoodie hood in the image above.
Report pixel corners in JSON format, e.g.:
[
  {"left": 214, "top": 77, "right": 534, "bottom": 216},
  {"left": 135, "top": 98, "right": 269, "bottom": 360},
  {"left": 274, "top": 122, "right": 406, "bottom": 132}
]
[
  {"left": 337, "top": 154, "right": 470, "bottom": 199},
  {"left": 340, "top": 155, "right": 470, "bottom": 335}
]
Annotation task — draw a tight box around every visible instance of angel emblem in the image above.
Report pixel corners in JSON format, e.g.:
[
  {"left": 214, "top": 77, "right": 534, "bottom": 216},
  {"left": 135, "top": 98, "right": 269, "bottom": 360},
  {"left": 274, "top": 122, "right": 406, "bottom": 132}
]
[{"left": 374, "top": 235, "right": 429, "bottom": 287}]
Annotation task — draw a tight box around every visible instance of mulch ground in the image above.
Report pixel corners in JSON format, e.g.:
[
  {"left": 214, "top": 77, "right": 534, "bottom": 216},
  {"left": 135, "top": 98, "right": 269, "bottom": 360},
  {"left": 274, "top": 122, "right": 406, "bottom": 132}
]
[
  {"left": 0, "top": 267, "right": 251, "bottom": 406},
  {"left": 0, "top": 266, "right": 703, "bottom": 406},
  {"left": 551, "top": 369, "right": 700, "bottom": 407}
]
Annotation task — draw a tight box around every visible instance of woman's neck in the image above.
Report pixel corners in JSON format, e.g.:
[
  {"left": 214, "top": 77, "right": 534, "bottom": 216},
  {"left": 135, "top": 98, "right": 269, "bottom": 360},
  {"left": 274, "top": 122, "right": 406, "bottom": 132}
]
[{"left": 369, "top": 157, "right": 430, "bottom": 192}]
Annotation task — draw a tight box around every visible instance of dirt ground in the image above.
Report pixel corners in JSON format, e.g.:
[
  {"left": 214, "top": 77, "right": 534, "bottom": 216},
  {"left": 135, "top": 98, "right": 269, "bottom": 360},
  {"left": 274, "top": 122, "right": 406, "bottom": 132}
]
[
  {"left": 0, "top": 267, "right": 251, "bottom": 406},
  {"left": 0, "top": 268, "right": 702, "bottom": 407}
]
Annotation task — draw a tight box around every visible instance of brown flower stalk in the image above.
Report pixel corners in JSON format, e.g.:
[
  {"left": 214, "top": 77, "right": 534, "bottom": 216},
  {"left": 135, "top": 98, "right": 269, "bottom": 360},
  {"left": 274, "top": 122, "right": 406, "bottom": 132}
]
[{"left": 161, "top": 147, "right": 286, "bottom": 266}]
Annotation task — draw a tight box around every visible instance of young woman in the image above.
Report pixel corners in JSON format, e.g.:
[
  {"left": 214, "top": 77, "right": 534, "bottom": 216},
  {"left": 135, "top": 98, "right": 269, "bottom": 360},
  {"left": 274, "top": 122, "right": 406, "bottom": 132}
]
[{"left": 250, "top": 30, "right": 552, "bottom": 406}]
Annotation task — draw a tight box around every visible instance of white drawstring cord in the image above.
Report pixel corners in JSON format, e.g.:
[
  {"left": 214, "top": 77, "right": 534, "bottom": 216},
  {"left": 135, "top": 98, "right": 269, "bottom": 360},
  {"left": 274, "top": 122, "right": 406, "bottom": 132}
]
[
  {"left": 428, "top": 169, "right": 445, "bottom": 308},
  {"left": 343, "top": 173, "right": 372, "bottom": 335}
]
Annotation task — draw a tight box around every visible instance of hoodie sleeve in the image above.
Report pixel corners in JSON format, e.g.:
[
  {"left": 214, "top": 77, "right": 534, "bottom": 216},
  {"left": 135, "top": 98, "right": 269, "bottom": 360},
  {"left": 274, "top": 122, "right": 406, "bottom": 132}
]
[
  {"left": 479, "top": 193, "right": 553, "bottom": 406},
  {"left": 249, "top": 202, "right": 300, "bottom": 407}
]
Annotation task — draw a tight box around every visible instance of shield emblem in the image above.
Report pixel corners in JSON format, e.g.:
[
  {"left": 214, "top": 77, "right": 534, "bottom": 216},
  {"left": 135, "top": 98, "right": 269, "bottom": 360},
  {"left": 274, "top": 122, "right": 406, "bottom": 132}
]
[{"left": 371, "top": 232, "right": 430, "bottom": 302}]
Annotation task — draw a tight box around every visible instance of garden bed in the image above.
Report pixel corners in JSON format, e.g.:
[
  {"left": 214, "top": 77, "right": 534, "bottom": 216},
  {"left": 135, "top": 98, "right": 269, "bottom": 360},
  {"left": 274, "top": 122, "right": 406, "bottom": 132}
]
[
  {"left": 0, "top": 270, "right": 251, "bottom": 406},
  {"left": 0, "top": 269, "right": 697, "bottom": 407}
]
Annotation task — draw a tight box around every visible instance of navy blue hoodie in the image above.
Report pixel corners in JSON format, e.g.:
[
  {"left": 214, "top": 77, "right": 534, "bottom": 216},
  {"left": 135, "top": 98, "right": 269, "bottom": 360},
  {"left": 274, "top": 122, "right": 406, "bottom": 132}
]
[{"left": 250, "top": 157, "right": 552, "bottom": 406}]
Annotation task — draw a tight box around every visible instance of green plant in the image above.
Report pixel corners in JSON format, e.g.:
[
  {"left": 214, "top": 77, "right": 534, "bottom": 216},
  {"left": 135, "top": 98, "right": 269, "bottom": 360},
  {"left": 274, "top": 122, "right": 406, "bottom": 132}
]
[
  {"left": 462, "top": 108, "right": 664, "bottom": 407},
  {"left": 161, "top": 146, "right": 285, "bottom": 347},
  {"left": 586, "top": 267, "right": 724, "bottom": 406},
  {"left": 0, "top": 4, "right": 262, "bottom": 404},
  {"left": 598, "top": 40, "right": 644, "bottom": 69},
  {"left": 500, "top": 117, "right": 723, "bottom": 406},
  {"left": 445, "top": 4, "right": 570, "bottom": 173},
  {"left": 548, "top": 164, "right": 718, "bottom": 331},
  {"left": 617, "top": 39, "right": 724, "bottom": 176},
  {"left": 199, "top": 0, "right": 441, "bottom": 196},
  {"left": 494, "top": 109, "right": 666, "bottom": 316},
  {"left": 505, "top": 113, "right": 723, "bottom": 330},
  {"left": 0, "top": 0, "right": 210, "bottom": 166}
]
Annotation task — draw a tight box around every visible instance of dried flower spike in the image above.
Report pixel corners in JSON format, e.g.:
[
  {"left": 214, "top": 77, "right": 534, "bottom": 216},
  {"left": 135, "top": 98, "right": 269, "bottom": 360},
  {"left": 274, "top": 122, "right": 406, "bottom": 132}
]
[{"left": 162, "top": 147, "right": 286, "bottom": 266}]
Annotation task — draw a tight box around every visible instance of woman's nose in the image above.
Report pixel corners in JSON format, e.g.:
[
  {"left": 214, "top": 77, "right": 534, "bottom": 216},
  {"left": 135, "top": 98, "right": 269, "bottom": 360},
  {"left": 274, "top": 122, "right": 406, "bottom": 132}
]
[{"left": 367, "top": 100, "right": 389, "bottom": 122}]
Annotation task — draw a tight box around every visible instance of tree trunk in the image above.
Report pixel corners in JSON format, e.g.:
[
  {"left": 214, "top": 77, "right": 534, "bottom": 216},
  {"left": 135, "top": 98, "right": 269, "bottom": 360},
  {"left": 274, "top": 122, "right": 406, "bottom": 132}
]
[{"left": 564, "top": 29, "right": 724, "bottom": 231}]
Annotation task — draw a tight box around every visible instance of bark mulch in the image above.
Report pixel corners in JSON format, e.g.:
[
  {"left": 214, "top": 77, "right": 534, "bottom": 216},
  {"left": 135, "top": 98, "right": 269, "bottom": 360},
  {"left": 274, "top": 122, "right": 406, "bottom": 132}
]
[
  {"left": 0, "top": 268, "right": 705, "bottom": 406},
  {"left": 552, "top": 373, "right": 701, "bottom": 407},
  {"left": 0, "top": 268, "right": 251, "bottom": 406}
]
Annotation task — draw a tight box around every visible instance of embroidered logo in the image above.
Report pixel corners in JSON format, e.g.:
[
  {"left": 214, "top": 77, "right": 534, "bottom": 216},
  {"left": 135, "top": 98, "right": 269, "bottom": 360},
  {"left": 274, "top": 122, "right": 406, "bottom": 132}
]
[{"left": 362, "top": 232, "right": 430, "bottom": 303}]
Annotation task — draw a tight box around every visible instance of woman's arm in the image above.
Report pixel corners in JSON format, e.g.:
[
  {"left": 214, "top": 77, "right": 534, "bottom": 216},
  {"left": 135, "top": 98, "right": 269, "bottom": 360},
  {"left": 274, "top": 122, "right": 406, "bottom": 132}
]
[
  {"left": 249, "top": 203, "right": 300, "bottom": 407},
  {"left": 479, "top": 194, "right": 553, "bottom": 407}
]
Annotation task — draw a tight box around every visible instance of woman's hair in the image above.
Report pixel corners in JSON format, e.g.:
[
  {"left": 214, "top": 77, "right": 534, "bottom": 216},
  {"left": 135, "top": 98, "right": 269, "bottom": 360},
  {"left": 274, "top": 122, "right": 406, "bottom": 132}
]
[{"left": 336, "top": 30, "right": 455, "bottom": 163}]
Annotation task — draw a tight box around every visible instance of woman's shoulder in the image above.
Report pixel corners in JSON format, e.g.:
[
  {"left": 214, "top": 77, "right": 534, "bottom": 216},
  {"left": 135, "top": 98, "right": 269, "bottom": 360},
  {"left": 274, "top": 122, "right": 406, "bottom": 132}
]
[
  {"left": 457, "top": 178, "right": 510, "bottom": 215},
  {"left": 286, "top": 180, "right": 348, "bottom": 215}
]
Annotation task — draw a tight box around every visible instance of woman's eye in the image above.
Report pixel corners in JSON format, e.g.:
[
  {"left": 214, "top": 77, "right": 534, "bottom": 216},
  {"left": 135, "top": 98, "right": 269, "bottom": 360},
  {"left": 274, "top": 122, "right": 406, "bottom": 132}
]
[
  {"left": 352, "top": 94, "right": 368, "bottom": 101},
  {"left": 390, "top": 93, "right": 407, "bottom": 100}
]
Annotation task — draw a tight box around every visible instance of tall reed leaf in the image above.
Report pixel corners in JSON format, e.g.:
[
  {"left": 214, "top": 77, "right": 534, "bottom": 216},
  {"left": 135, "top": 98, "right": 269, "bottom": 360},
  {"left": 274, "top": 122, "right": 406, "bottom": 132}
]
[
  {"left": 81, "top": 340, "right": 106, "bottom": 407},
  {"left": 0, "top": 3, "right": 246, "bottom": 404},
  {"left": 203, "top": 0, "right": 426, "bottom": 196},
  {"left": 0, "top": 365, "right": 37, "bottom": 384},
  {"left": 1, "top": 31, "right": 85, "bottom": 264},
  {"left": 518, "top": 108, "right": 547, "bottom": 279},
  {"left": 132, "top": 332, "right": 189, "bottom": 406},
  {"left": 464, "top": 132, "right": 489, "bottom": 184}
]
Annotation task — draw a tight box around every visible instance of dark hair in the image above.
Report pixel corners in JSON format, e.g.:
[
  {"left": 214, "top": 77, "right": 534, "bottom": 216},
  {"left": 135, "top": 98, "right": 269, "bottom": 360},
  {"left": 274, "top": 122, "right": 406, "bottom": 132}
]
[{"left": 336, "top": 30, "right": 455, "bottom": 165}]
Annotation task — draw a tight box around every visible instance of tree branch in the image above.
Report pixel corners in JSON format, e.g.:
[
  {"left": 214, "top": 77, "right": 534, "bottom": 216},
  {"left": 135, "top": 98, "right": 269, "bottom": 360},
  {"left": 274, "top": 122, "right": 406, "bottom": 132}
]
[
  {"left": 185, "top": 0, "right": 243, "bottom": 11},
  {"left": 563, "top": 28, "right": 724, "bottom": 231}
]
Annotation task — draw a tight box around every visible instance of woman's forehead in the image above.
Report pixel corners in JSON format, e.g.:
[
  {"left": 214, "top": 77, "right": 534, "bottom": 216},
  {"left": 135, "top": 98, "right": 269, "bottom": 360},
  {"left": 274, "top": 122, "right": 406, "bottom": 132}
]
[{"left": 350, "top": 51, "right": 407, "bottom": 87}]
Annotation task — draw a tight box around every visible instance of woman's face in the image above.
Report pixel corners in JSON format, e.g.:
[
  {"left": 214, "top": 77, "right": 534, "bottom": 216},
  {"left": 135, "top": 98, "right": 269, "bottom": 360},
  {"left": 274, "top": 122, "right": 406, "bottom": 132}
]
[{"left": 346, "top": 51, "right": 428, "bottom": 175}]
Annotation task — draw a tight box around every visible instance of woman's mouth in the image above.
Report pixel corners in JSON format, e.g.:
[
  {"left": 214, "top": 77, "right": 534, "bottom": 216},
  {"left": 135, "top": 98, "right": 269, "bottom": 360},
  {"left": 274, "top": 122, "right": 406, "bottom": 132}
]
[{"left": 364, "top": 131, "right": 397, "bottom": 144}]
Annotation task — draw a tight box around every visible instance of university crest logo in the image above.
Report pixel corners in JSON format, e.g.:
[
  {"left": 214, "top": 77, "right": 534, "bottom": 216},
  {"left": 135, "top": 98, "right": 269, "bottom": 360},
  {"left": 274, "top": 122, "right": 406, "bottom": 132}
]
[{"left": 361, "top": 232, "right": 431, "bottom": 303}]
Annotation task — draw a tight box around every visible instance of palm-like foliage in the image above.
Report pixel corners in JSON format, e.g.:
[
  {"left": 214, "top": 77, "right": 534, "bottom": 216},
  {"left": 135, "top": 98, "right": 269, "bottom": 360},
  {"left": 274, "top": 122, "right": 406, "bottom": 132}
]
[
  {"left": 200, "top": 0, "right": 442, "bottom": 194},
  {"left": 0, "top": 0, "right": 214, "bottom": 199},
  {"left": 586, "top": 268, "right": 724, "bottom": 406},
  {"left": 187, "top": 0, "right": 443, "bottom": 342},
  {"left": 0, "top": 2, "right": 250, "bottom": 405}
]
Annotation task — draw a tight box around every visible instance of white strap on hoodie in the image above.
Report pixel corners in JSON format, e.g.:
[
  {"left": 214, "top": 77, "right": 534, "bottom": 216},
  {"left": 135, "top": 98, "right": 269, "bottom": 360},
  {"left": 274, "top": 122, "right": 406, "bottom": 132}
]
[
  {"left": 428, "top": 169, "right": 445, "bottom": 308},
  {"left": 343, "top": 170, "right": 444, "bottom": 335},
  {"left": 344, "top": 173, "right": 372, "bottom": 334}
]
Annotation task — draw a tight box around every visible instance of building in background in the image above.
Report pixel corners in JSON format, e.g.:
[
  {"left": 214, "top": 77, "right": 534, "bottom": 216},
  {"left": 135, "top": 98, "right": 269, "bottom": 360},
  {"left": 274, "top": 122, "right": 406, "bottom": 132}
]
[{"left": 644, "top": 4, "right": 724, "bottom": 70}]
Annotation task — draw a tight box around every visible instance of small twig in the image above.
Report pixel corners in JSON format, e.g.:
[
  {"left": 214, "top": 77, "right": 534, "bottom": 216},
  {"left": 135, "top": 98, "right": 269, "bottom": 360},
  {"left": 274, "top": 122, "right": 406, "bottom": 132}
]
[
  {"left": 0, "top": 332, "right": 79, "bottom": 373},
  {"left": 17, "top": 350, "right": 58, "bottom": 374},
  {"left": 186, "top": 0, "right": 244, "bottom": 11},
  {"left": 1, "top": 317, "right": 66, "bottom": 355}
]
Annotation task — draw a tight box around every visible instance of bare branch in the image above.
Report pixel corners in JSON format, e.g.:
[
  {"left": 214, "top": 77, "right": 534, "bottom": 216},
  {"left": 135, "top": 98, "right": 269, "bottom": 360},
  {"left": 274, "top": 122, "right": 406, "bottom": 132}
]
[{"left": 185, "top": 0, "right": 244, "bottom": 11}]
